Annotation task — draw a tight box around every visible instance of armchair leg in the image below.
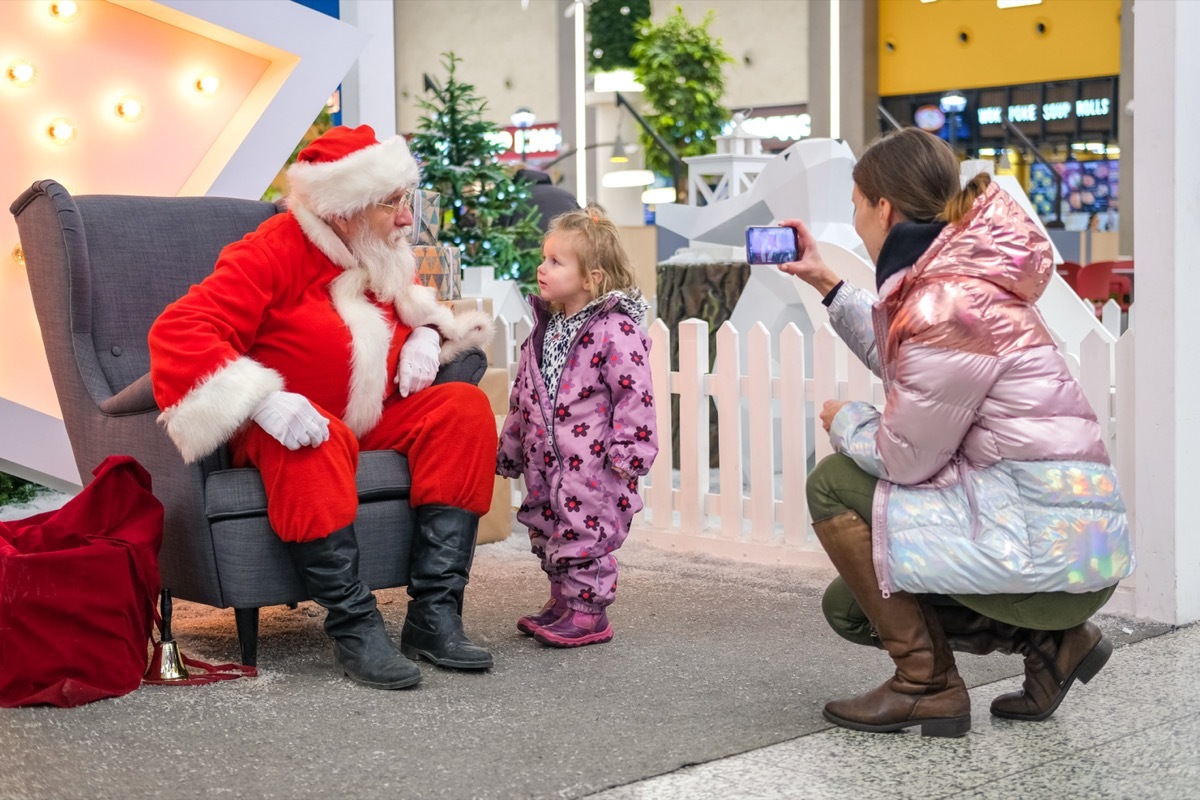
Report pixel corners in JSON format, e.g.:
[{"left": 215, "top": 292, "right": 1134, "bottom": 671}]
[{"left": 234, "top": 607, "right": 260, "bottom": 667}]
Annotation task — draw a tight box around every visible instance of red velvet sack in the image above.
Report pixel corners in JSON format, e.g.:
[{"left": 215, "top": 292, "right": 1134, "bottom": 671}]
[{"left": 0, "top": 456, "right": 163, "bottom": 707}]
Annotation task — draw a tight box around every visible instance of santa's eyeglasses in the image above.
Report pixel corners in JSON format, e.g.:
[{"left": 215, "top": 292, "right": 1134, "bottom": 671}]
[{"left": 375, "top": 190, "right": 414, "bottom": 215}]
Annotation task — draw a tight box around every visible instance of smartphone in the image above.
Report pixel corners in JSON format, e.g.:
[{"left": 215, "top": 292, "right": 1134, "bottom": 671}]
[{"left": 745, "top": 226, "right": 801, "bottom": 265}]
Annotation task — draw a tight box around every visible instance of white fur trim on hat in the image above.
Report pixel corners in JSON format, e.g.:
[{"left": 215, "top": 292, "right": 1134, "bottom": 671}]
[{"left": 287, "top": 135, "right": 419, "bottom": 220}]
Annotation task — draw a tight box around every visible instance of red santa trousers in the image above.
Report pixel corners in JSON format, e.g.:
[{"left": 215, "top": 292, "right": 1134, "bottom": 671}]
[{"left": 229, "top": 382, "right": 496, "bottom": 542}]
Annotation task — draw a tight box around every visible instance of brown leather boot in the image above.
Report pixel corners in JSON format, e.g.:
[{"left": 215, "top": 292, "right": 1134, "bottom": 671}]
[
  {"left": 990, "top": 621, "right": 1112, "bottom": 721},
  {"left": 814, "top": 511, "right": 971, "bottom": 738}
]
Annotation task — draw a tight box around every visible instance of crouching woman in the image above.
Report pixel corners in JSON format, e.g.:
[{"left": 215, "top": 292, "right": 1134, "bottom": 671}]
[{"left": 780, "top": 128, "right": 1134, "bottom": 738}]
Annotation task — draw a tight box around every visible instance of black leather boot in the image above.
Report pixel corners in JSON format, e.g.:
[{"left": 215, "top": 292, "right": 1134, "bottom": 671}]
[
  {"left": 400, "top": 505, "right": 493, "bottom": 670},
  {"left": 287, "top": 526, "right": 422, "bottom": 689}
]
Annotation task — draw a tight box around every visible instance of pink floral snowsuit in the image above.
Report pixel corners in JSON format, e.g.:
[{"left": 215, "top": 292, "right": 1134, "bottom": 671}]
[{"left": 496, "top": 292, "right": 658, "bottom": 611}]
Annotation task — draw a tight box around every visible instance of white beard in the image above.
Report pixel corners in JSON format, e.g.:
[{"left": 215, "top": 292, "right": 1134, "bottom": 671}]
[{"left": 348, "top": 227, "right": 416, "bottom": 303}]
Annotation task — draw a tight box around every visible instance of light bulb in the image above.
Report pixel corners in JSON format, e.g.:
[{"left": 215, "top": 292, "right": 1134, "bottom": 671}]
[
  {"left": 47, "top": 117, "right": 76, "bottom": 145},
  {"left": 6, "top": 60, "right": 36, "bottom": 87},
  {"left": 12, "top": 244, "right": 25, "bottom": 267},
  {"left": 195, "top": 74, "right": 220, "bottom": 94},
  {"left": 49, "top": 1, "right": 79, "bottom": 21},
  {"left": 114, "top": 96, "right": 144, "bottom": 121}
]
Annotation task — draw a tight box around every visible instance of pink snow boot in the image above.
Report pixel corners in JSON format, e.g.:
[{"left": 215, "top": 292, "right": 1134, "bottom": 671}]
[
  {"left": 516, "top": 597, "right": 571, "bottom": 642},
  {"left": 533, "top": 609, "right": 613, "bottom": 648}
]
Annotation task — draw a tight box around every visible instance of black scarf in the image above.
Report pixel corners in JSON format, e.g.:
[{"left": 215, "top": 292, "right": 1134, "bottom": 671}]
[{"left": 874, "top": 221, "right": 946, "bottom": 292}]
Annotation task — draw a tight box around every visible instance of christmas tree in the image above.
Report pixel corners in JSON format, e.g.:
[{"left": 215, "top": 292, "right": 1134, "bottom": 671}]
[{"left": 409, "top": 52, "right": 543, "bottom": 292}]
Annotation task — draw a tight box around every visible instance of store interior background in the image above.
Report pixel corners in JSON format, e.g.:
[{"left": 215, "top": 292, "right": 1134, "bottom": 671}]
[
  {"left": 386, "top": 0, "right": 1127, "bottom": 262},
  {"left": 0, "top": 0, "right": 1136, "bottom": 498}
]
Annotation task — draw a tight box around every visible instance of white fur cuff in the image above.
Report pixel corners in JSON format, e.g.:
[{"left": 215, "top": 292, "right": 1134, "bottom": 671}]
[{"left": 157, "top": 357, "right": 284, "bottom": 463}]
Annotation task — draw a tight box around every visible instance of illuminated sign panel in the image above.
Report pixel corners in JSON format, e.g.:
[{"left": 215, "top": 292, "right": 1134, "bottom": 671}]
[
  {"left": 487, "top": 123, "right": 562, "bottom": 161},
  {"left": 1076, "top": 98, "right": 1110, "bottom": 118},
  {"left": 974, "top": 93, "right": 1113, "bottom": 126}
]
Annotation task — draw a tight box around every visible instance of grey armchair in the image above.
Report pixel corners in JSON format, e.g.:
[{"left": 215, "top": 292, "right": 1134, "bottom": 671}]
[{"left": 10, "top": 179, "right": 487, "bottom": 666}]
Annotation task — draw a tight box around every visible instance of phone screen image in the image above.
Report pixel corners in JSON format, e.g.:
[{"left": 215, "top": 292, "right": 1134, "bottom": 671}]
[{"left": 745, "top": 226, "right": 800, "bottom": 265}]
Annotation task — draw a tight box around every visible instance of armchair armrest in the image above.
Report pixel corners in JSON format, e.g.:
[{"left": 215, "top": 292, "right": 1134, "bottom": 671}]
[
  {"left": 93, "top": 351, "right": 483, "bottom": 420},
  {"left": 433, "top": 348, "right": 487, "bottom": 386},
  {"left": 98, "top": 373, "right": 158, "bottom": 415},
  {"left": 95, "top": 351, "right": 483, "bottom": 420}
]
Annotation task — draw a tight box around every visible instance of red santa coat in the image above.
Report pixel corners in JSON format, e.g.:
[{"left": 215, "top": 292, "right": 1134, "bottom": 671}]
[{"left": 150, "top": 208, "right": 491, "bottom": 465}]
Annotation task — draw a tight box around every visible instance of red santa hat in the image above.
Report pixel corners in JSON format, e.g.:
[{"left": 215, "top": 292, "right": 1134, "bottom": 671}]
[{"left": 286, "top": 124, "right": 419, "bottom": 220}]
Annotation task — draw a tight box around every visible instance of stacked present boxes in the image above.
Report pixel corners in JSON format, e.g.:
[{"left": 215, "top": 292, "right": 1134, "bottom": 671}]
[{"left": 412, "top": 190, "right": 461, "bottom": 301}]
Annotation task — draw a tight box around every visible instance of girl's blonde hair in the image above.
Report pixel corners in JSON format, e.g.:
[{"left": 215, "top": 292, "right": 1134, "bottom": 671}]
[
  {"left": 546, "top": 205, "right": 639, "bottom": 301},
  {"left": 852, "top": 127, "right": 991, "bottom": 226}
]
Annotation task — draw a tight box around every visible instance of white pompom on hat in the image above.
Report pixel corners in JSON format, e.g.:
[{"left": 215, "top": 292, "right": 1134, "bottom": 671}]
[{"left": 286, "top": 124, "right": 419, "bottom": 220}]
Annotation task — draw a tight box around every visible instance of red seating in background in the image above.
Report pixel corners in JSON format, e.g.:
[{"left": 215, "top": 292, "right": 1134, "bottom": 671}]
[
  {"left": 1071, "top": 260, "right": 1133, "bottom": 314},
  {"left": 1057, "top": 261, "right": 1082, "bottom": 288},
  {"left": 1090, "top": 259, "right": 1134, "bottom": 308}
]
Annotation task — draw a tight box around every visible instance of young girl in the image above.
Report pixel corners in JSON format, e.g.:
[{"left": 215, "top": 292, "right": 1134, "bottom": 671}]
[{"left": 496, "top": 207, "right": 658, "bottom": 648}]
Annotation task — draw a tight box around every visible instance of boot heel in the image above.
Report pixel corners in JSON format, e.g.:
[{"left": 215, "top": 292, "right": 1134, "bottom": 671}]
[
  {"left": 1076, "top": 636, "right": 1113, "bottom": 684},
  {"left": 920, "top": 716, "right": 971, "bottom": 738}
]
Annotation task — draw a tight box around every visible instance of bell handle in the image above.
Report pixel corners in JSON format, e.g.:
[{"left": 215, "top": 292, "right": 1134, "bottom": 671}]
[{"left": 160, "top": 588, "right": 175, "bottom": 643}]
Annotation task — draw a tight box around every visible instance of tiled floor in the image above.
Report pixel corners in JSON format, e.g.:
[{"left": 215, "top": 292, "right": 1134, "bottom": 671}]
[{"left": 587, "top": 623, "right": 1200, "bottom": 800}]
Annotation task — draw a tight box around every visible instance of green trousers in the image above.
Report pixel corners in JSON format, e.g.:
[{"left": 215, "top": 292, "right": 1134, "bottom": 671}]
[{"left": 808, "top": 454, "right": 1115, "bottom": 648}]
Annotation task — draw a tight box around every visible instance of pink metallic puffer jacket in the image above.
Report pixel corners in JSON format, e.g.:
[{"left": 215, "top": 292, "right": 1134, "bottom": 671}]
[{"left": 827, "top": 183, "right": 1133, "bottom": 596}]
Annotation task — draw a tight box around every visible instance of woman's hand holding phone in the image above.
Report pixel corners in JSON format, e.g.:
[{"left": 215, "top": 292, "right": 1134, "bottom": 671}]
[{"left": 777, "top": 218, "right": 842, "bottom": 297}]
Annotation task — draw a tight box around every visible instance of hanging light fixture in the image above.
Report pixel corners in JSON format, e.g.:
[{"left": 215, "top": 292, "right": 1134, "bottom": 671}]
[
  {"left": 510, "top": 107, "right": 536, "bottom": 129},
  {"left": 640, "top": 187, "right": 676, "bottom": 205},
  {"left": 510, "top": 107, "right": 536, "bottom": 160},
  {"left": 610, "top": 135, "right": 629, "bottom": 164},
  {"left": 601, "top": 169, "right": 654, "bottom": 188},
  {"left": 610, "top": 106, "right": 629, "bottom": 163}
]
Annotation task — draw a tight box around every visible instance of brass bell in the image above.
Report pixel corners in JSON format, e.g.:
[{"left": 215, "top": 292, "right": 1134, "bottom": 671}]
[{"left": 144, "top": 588, "right": 189, "bottom": 682}]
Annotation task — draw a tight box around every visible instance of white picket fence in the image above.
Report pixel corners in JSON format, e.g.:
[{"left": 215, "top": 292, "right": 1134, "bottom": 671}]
[{"left": 494, "top": 298, "right": 1138, "bottom": 613}]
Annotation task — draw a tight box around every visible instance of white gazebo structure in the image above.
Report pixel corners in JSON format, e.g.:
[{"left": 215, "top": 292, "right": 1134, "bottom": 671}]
[{"left": 684, "top": 113, "right": 777, "bottom": 206}]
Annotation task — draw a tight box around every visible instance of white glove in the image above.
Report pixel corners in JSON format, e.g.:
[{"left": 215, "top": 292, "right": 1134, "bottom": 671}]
[
  {"left": 250, "top": 391, "right": 330, "bottom": 451},
  {"left": 396, "top": 326, "right": 442, "bottom": 397}
]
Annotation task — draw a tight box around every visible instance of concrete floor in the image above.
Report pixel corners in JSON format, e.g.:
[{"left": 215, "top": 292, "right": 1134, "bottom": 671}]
[
  {"left": 2, "top": 491, "right": 1188, "bottom": 799},
  {"left": 588, "top": 621, "right": 1199, "bottom": 800}
]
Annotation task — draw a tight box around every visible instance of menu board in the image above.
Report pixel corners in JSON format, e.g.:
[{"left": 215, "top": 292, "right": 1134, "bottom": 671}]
[{"left": 1030, "top": 160, "right": 1119, "bottom": 220}]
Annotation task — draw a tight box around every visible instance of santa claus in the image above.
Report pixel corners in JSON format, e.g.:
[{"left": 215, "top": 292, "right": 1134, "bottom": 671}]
[{"left": 149, "top": 125, "right": 497, "bottom": 689}]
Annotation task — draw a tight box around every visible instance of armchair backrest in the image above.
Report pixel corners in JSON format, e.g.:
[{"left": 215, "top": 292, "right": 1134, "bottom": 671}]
[{"left": 12, "top": 180, "right": 283, "bottom": 405}]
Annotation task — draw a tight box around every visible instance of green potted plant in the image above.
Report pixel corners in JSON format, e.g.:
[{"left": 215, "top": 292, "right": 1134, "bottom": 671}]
[{"left": 632, "top": 6, "right": 733, "bottom": 197}]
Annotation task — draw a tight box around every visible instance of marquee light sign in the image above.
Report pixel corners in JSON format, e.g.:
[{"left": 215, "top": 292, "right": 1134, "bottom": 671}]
[
  {"left": 487, "top": 123, "right": 562, "bottom": 161},
  {"left": 977, "top": 97, "right": 1112, "bottom": 125}
]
